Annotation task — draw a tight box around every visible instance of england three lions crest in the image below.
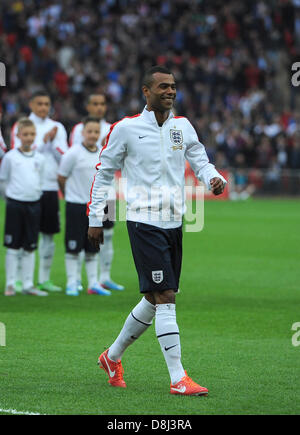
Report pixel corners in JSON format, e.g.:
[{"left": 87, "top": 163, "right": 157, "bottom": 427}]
[
  {"left": 152, "top": 270, "right": 163, "bottom": 284},
  {"left": 170, "top": 129, "right": 183, "bottom": 150}
]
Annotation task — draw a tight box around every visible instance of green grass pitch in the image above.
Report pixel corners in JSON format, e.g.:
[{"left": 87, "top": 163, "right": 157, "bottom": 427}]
[{"left": 0, "top": 198, "right": 299, "bottom": 415}]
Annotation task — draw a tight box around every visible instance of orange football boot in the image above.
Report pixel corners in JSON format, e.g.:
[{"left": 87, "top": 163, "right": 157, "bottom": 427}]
[
  {"left": 170, "top": 371, "right": 208, "bottom": 396},
  {"left": 98, "top": 349, "right": 126, "bottom": 388}
]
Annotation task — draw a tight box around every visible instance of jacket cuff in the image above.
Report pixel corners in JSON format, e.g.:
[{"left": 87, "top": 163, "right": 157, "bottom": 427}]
[
  {"left": 207, "top": 172, "right": 227, "bottom": 190},
  {"left": 88, "top": 216, "right": 103, "bottom": 227}
]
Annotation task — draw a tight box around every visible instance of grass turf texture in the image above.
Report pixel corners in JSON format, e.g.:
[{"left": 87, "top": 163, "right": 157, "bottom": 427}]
[{"left": 0, "top": 198, "right": 299, "bottom": 415}]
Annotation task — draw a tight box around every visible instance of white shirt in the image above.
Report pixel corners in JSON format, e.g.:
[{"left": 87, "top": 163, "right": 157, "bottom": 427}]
[
  {"left": 69, "top": 119, "right": 111, "bottom": 148},
  {"left": 0, "top": 148, "right": 45, "bottom": 201},
  {"left": 88, "top": 106, "right": 227, "bottom": 229},
  {"left": 11, "top": 113, "right": 68, "bottom": 191},
  {"left": 58, "top": 143, "right": 102, "bottom": 204},
  {"left": 69, "top": 119, "right": 116, "bottom": 201},
  {"left": 0, "top": 128, "right": 7, "bottom": 160}
]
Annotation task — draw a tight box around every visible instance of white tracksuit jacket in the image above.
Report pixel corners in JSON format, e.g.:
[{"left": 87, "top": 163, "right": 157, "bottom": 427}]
[{"left": 88, "top": 106, "right": 227, "bottom": 229}]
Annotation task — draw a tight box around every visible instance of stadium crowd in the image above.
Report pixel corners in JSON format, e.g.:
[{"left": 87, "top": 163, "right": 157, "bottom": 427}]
[
  {"left": 1, "top": 0, "right": 300, "bottom": 294},
  {"left": 0, "top": 0, "right": 300, "bottom": 173}
]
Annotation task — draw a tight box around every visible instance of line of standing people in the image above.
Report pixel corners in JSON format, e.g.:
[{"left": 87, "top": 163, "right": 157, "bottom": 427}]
[{"left": 0, "top": 91, "right": 124, "bottom": 296}]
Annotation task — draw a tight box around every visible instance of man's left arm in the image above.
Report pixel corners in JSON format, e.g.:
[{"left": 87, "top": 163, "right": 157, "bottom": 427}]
[{"left": 184, "top": 121, "right": 227, "bottom": 195}]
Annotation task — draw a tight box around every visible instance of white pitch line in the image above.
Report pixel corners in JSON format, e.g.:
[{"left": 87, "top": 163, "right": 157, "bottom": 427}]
[{"left": 0, "top": 407, "right": 44, "bottom": 415}]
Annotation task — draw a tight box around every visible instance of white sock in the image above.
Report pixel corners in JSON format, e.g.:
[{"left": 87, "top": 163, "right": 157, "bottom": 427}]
[
  {"left": 99, "top": 228, "right": 114, "bottom": 283},
  {"left": 240, "top": 191, "right": 250, "bottom": 200},
  {"left": 22, "top": 250, "right": 36, "bottom": 290},
  {"left": 85, "top": 252, "right": 98, "bottom": 288},
  {"left": 108, "top": 297, "right": 156, "bottom": 361},
  {"left": 39, "top": 233, "right": 55, "bottom": 283},
  {"left": 16, "top": 248, "right": 23, "bottom": 282},
  {"left": 155, "top": 303, "right": 185, "bottom": 385},
  {"left": 65, "top": 253, "right": 78, "bottom": 287},
  {"left": 5, "top": 248, "right": 19, "bottom": 288},
  {"left": 77, "top": 251, "right": 84, "bottom": 282}
]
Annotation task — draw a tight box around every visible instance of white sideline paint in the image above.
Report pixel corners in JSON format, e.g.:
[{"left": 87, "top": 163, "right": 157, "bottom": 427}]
[{"left": 0, "top": 407, "right": 44, "bottom": 415}]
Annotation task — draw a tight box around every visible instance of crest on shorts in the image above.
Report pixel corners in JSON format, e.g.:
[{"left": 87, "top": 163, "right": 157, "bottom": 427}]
[
  {"left": 152, "top": 270, "right": 163, "bottom": 284},
  {"left": 170, "top": 129, "right": 183, "bottom": 145},
  {"left": 68, "top": 240, "right": 77, "bottom": 250},
  {"left": 5, "top": 234, "right": 12, "bottom": 245}
]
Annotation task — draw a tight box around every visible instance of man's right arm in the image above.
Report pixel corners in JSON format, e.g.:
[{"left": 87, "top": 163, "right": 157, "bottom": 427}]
[{"left": 88, "top": 122, "right": 126, "bottom": 248}]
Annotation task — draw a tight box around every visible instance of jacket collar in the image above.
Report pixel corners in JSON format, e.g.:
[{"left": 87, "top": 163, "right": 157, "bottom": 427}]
[
  {"left": 142, "top": 105, "right": 174, "bottom": 125},
  {"left": 29, "top": 112, "right": 49, "bottom": 124}
]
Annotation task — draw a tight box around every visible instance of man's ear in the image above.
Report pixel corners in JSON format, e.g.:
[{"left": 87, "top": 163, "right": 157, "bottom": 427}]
[{"left": 142, "top": 85, "right": 149, "bottom": 99}]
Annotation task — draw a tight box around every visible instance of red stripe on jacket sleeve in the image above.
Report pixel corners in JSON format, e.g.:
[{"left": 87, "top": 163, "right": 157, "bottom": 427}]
[
  {"left": 55, "top": 147, "right": 64, "bottom": 155},
  {"left": 0, "top": 138, "right": 7, "bottom": 152},
  {"left": 86, "top": 113, "right": 140, "bottom": 217},
  {"left": 86, "top": 175, "right": 97, "bottom": 217},
  {"left": 10, "top": 122, "right": 17, "bottom": 149},
  {"left": 86, "top": 121, "right": 118, "bottom": 217}
]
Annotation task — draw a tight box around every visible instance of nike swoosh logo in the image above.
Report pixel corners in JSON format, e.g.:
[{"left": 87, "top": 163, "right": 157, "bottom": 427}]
[
  {"left": 103, "top": 353, "right": 115, "bottom": 377},
  {"left": 139, "top": 135, "right": 147, "bottom": 139},
  {"left": 164, "top": 344, "right": 178, "bottom": 352},
  {"left": 171, "top": 386, "right": 186, "bottom": 393}
]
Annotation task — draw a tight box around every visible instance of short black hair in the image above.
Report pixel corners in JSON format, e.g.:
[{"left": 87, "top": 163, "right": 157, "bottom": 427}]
[
  {"left": 142, "top": 66, "right": 174, "bottom": 88},
  {"left": 82, "top": 116, "right": 100, "bottom": 126},
  {"left": 29, "top": 90, "right": 50, "bottom": 101}
]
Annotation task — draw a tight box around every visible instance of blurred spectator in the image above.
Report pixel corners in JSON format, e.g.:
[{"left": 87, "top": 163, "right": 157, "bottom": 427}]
[
  {"left": 255, "top": 136, "right": 274, "bottom": 168},
  {"left": 290, "top": 132, "right": 300, "bottom": 168},
  {"left": 264, "top": 155, "right": 282, "bottom": 193},
  {"left": 229, "top": 153, "right": 256, "bottom": 200},
  {"left": 275, "top": 134, "right": 288, "bottom": 168}
]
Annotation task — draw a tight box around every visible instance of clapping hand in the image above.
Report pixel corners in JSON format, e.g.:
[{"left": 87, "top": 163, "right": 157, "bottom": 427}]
[{"left": 43, "top": 126, "right": 58, "bottom": 143}]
